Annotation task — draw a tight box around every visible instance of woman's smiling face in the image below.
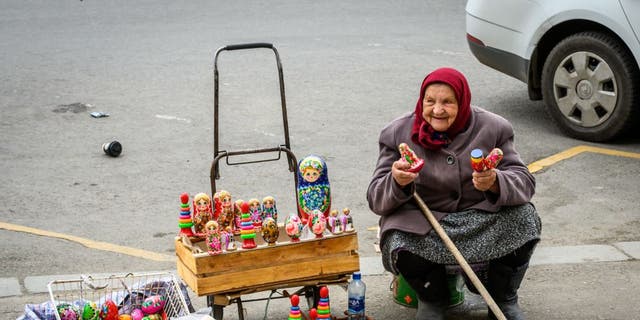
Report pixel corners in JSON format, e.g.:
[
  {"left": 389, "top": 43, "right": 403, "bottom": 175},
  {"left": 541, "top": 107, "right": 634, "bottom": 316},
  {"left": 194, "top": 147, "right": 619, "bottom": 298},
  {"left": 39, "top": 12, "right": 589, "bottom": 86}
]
[{"left": 422, "top": 83, "right": 459, "bottom": 132}]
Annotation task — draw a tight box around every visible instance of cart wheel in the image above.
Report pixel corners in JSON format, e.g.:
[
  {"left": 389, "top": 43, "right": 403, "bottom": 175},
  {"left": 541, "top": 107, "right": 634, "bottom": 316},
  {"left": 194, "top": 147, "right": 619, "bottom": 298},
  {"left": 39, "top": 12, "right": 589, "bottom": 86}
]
[
  {"left": 213, "top": 305, "right": 224, "bottom": 320},
  {"left": 303, "top": 286, "right": 320, "bottom": 309}
]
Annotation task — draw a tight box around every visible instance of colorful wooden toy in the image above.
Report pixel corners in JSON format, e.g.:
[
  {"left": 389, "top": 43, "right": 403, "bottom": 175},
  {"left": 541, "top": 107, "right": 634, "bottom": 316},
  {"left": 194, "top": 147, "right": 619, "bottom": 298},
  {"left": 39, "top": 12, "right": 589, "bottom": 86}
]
[
  {"left": 288, "top": 294, "right": 302, "bottom": 320},
  {"left": 192, "top": 193, "right": 213, "bottom": 236},
  {"left": 315, "top": 286, "right": 331, "bottom": 319},
  {"left": 56, "top": 303, "right": 79, "bottom": 320},
  {"left": 398, "top": 142, "right": 425, "bottom": 173},
  {"left": 178, "top": 193, "right": 194, "bottom": 238},
  {"left": 239, "top": 201, "right": 257, "bottom": 249},
  {"left": 297, "top": 155, "right": 331, "bottom": 224},
  {"left": 234, "top": 199, "right": 245, "bottom": 234}
]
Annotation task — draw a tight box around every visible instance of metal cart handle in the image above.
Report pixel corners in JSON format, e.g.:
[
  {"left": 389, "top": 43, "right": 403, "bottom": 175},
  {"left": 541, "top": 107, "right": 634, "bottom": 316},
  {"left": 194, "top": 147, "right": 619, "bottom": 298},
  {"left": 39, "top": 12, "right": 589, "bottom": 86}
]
[
  {"left": 212, "top": 42, "right": 296, "bottom": 179},
  {"left": 223, "top": 42, "right": 274, "bottom": 51},
  {"left": 210, "top": 146, "right": 299, "bottom": 196}
]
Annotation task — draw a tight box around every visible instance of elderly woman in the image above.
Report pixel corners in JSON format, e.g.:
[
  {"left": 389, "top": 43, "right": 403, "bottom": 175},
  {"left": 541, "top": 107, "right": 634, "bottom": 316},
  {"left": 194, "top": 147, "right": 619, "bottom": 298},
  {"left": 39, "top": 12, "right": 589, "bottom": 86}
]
[{"left": 367, "top": 67, "right": 541, "bottom": 320}]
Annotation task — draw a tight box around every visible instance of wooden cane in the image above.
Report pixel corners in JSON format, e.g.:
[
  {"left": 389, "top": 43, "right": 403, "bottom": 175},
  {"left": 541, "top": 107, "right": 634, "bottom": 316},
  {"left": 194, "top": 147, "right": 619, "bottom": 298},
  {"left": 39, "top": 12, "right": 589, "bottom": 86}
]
[{"left": 413, "top": 191, "right": 506, "bottom": 320}]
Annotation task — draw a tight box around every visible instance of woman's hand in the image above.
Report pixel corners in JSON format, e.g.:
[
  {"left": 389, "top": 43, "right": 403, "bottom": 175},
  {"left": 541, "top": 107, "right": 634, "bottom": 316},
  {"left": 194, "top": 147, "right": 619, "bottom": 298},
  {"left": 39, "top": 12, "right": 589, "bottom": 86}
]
[
  {"left": 392, "top": 160, "right": 418, "bottom": 187},
  {"left": 472, "top": 169, "right": 500, "bottom": 193}
]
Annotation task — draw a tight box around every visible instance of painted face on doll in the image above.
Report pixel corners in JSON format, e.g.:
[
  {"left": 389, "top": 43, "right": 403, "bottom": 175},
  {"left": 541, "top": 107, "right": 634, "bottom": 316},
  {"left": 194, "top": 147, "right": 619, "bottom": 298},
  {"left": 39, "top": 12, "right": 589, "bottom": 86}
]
[
  {"left": 196, "top": 198, "right": 209, "bottom": 212},
  {"left": 249, "top": 199, "right": 260, "bottom": 211},
  {"left": 302, "top": 167, "right": 321, "bottom": 183},
  {"left": 264, "top": 199, "right": 273, "bottom": 209},
  {"left": 221, "top": 195, "right": 232, "bottom": 208},
  {"left": 422, "top": 83, "right": 459, "bottom": 132}
]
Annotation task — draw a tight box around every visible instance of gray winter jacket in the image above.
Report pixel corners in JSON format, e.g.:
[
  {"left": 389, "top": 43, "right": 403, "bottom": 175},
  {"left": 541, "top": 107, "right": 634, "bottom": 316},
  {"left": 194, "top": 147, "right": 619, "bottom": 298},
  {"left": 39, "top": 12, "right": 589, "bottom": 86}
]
[{"left": 367, "top": 106, "right": 535, "bottom": 240}]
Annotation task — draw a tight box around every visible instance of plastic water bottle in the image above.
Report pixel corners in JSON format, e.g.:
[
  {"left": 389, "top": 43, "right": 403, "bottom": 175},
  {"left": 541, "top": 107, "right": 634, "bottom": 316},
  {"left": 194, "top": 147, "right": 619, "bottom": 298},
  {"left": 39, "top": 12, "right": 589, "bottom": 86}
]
[{"left": 347, "top": 272, "right": 366, "bottom": 319}]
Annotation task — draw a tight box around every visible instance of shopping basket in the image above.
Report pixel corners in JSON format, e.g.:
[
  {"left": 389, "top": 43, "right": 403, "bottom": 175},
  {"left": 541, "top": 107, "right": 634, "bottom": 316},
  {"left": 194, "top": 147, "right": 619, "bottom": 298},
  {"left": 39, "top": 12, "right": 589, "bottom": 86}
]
[{"left": 47, "top": 271, "right": 191, "bottom": 320}]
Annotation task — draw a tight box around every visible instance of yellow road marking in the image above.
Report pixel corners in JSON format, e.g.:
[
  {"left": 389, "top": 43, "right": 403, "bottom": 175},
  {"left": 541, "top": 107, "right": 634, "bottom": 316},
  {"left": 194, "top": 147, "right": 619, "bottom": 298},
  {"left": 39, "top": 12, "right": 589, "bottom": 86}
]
[
  {"left": 528, "top": 145, "right": 640, "bottom": 173},
  {"left": 0, "top": 221, "right": 175, "bottom": 262}
]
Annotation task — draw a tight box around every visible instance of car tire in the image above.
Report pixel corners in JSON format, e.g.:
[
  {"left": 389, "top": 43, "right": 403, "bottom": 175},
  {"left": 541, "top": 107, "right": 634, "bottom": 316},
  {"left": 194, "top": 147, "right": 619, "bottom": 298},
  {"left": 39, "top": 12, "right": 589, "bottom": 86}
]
[{"left": 541, "top": 31, "right": 640, "bottom": 141}]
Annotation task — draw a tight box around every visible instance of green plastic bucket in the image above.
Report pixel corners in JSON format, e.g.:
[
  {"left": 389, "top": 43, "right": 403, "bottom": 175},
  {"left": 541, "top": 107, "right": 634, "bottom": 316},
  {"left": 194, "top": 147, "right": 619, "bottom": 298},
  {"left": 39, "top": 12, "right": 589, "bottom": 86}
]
[{"left": 392, "top": 273, "right": 464, "bottom": 308}]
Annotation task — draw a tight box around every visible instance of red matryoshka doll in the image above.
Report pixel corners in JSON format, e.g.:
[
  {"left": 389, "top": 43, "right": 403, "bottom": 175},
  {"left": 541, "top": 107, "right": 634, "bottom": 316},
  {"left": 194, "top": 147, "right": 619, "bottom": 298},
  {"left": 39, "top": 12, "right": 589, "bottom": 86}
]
[
  {"left": 262, "top": 196, "right": 278, "bottom": 223},
  {"left": 192, "top": 193, "right": 213, "bottom": 236},
  {"left": 204, "top": 220, "right": 223, "bottom": 255},
  {"left": 248, "top": 198, "right": 263, "bottom": 228},
  {"left": 285, "top": 213, "right": 303, "bottom": 242},
  {"left": 296, "top": 155, "right": 331, "bottom": 225},
  {"left": 215, "top": 190, "right": 235, "bottom": 233},
  {"left": 310, "top": 209, "right": 327, "bottom": 238}
]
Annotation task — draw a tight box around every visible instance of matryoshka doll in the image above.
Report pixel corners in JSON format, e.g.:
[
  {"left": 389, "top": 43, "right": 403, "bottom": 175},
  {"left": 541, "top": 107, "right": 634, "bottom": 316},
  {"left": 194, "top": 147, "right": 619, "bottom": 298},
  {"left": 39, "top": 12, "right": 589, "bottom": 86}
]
[
  {"left": 310, "top": 209, "right": 327, "bottom": 238},
  {"left": 248, "top": 198, "right": 263, "bottom": 229},
  {"left": 262, "top": 196, "right": 278, "bottom": 223},
  {"left": 204, "top": 220, "right": 223, "bottom": 255},
  {"left": 192, "top": 193, "right": 213, "bottom": 236},
  {"left": 261, "top": 217, "right": 279, "bottom": 246},
  {"left": 327, "top": 209, "right": 343, "bottom": 235},
  {"left": 296, "top": 155, "right": 331, "bottom": 225},
  {"left": 284, "top": 213, "right": 303, "bottom": 242},
  {"left": 215, "top": 190, "right": 235, "bottom": 233}
]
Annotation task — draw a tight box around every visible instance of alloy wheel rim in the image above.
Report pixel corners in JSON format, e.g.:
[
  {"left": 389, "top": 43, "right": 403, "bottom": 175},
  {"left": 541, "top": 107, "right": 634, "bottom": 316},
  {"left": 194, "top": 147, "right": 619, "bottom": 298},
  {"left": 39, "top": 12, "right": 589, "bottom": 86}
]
[{"left": 552, "top": 51, "right": 618, "bottom": 127}]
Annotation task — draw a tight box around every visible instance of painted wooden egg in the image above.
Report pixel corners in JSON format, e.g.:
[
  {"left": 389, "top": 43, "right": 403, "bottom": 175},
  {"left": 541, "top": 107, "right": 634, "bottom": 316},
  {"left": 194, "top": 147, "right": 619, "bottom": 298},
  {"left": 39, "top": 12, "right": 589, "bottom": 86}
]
[
  {"left": 284, "top": 214, "right": 302, "bottom": 239},
  {"left": 81, "top": 301, "right": 99, "bottom": 320},
  {"left": 57, "top": 303, "right": 80, "bottom": 320},
  {"left": 141, "top": 314, "right": 162, "bottom": 320},
  {"left": 141, "top": 295, "right": 166, "bottom": 315},
  {"left": 99, "top": 300, "right": 118, "bottom": 320},
  {"left": 261, "top": 217, "right": 279, "bottom": 245},
  {"left": 130, "top": 309, "right": 144, "bottom": 320},
  {"left": 118, "top": 315, "right": 132, "bottom": 320}
]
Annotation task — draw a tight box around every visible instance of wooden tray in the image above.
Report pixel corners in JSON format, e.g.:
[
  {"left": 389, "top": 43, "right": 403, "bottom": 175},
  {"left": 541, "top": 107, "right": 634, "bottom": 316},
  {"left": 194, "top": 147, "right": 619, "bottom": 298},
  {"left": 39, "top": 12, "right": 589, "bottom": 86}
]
[{"left": 175, "top": 229, "right": 360, "bottom": 297}]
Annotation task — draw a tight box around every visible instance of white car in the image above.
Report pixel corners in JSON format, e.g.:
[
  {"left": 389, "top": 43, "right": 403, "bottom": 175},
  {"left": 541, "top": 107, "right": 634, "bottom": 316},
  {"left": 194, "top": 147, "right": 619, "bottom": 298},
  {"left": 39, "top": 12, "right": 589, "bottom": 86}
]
[{"left": 466, "top": 0, "right": 640, "bottom": 141}]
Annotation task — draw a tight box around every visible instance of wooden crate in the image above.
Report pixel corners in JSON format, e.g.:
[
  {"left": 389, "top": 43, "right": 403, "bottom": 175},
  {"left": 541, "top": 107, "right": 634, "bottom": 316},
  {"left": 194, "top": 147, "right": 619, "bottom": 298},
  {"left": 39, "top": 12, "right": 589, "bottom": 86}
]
[{"left": 175, "top": 230, "right": 360, "bottom": 297}]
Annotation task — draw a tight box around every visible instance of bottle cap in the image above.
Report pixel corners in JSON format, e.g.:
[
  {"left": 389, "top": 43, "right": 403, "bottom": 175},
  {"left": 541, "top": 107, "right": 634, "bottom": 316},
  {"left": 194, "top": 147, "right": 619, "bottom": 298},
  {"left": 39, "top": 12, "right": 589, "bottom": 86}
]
[
  {"left": 353, "top": 272, "right": 361, "bottom": 280},
  {"left": 102, "top": 141, "right": 122, "bottom": 157}
]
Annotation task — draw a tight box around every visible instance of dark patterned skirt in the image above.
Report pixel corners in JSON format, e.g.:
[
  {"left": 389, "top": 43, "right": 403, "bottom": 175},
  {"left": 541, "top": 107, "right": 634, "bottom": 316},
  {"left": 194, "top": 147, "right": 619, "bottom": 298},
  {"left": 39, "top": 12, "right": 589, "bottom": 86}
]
[{"left": 381, "top": 203, "right": 541, "bottom": 274}]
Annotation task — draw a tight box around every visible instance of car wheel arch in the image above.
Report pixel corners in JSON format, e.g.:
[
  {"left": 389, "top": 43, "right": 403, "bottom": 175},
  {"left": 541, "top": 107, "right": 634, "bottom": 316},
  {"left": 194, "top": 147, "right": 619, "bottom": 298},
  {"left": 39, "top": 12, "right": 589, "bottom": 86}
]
[{"left": 527, "top": 19, "right": 631, "bottom": 102}]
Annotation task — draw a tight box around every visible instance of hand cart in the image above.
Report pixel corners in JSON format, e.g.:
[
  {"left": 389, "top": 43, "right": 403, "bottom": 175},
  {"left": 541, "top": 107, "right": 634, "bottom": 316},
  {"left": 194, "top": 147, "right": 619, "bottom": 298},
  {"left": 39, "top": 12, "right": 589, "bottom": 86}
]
[
  {"left": 47, "top": 272, "right": 191, "bottom": 320},
  {"left": 174, "top": 43, "right": 360, "bottom": 320}
]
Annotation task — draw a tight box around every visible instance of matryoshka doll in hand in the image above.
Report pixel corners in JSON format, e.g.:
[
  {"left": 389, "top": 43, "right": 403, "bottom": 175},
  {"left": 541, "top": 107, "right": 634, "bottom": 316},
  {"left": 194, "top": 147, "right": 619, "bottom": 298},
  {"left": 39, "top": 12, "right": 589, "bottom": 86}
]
[
  {"left": 296, "top": 155, "right": 331, "bottom": 225},
  {"left": 285, "top": 213, "right": 303, "bottom": 242},
  {"left": 204, "top": 220, "right": 223, "bottom": 255},
  {"left": 262, "top": 196, "right": 278, "bottom": 223},
  {"left": 192, "top": 193, "right": 213, "bottom": 236},
  {"left": 261, "top": 217, "right": 279, "bottom": 246}
]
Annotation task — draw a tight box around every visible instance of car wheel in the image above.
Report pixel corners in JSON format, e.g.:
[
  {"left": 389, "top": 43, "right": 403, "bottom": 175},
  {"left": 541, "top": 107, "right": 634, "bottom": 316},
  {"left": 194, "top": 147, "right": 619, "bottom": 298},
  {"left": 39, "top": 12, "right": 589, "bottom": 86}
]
[{"left": 541, "top": 31, "right": 639, "bottom": 141}]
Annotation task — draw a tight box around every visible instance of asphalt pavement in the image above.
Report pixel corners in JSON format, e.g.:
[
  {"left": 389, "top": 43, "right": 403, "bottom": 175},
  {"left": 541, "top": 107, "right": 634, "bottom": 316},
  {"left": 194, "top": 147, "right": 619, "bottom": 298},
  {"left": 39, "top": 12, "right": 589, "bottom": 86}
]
[{"left": 3, "top": 243, "right": 640, "bottom": 320}]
